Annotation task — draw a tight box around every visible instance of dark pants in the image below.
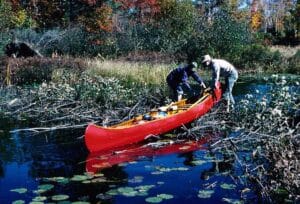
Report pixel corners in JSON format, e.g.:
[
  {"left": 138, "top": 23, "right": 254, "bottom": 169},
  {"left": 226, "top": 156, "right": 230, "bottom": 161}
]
[{"left": 167, "top": 81, "right": 184, "bottom": 101}]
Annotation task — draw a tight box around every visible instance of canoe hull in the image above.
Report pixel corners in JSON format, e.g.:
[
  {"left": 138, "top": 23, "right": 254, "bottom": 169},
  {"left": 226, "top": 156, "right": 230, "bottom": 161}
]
[{"left": 85, "top": 84, "right": 222, "bottom": 152}]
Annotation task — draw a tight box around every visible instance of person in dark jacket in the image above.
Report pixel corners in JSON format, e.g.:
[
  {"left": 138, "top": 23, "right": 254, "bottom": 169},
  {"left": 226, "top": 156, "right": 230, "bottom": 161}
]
[{"left": 167, "top": 62, "right": 206, "bottom": 101}]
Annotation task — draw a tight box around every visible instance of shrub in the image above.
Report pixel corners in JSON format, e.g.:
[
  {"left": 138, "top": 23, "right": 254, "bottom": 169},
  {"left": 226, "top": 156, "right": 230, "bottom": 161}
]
[
  {"left": 0, "top": 57, "right": 87, "bottom": 85},
  {"left": 238, "top": 44, "right": 284, "bottom": 71},
  {"left": 204, "top": 10, "right": 251, "bottom": 63},
  {"left": 288, "top": 50, "right": 300, "bottom": 74}
]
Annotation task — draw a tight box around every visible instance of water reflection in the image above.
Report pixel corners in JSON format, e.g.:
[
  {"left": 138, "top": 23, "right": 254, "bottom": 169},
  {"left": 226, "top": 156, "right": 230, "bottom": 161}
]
[{"left": 86, "top": 137, "right": 211, "bottom": 174}]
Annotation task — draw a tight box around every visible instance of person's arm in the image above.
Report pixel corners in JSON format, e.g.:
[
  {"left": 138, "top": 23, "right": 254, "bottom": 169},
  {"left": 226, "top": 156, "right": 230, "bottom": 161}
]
[
  {"left": 191, "top": 71, "right": 206, "bottom": 88},
  {"left": 211, "top": 63, "right": 220, "bottom": 89}
]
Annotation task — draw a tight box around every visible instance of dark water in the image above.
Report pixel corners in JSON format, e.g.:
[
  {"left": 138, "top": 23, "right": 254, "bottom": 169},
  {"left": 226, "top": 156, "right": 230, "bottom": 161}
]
[{"left": 0, "top": 76, "right": 298, "bottom": 204}]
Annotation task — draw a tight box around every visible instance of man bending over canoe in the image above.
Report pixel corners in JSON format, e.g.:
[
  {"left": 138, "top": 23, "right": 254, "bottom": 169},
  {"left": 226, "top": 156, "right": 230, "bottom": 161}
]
[
  {"left": 166, "top": 62, "right": 206, "bottom": 101},
  {"left": 201, "top": 54, "right": 238, "bottom": 112}
]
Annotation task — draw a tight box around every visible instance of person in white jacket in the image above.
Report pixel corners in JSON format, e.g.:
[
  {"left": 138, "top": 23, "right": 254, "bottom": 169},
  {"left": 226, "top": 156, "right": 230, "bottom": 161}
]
[{"left": 201, "top": 54, "right": 238, "bottom": 111}]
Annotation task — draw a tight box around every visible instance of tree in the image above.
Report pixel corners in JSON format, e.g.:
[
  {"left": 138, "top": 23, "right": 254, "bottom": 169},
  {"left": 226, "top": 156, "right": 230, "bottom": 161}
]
[
  {"left": 250, "top": 0, "right": 264, "bottom": 31},
  {"left": 115, "top": 0, "right": 160, "bottom": 23}
]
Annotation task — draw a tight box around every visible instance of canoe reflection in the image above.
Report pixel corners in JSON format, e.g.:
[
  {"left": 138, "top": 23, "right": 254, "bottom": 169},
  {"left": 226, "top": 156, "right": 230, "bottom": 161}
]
[{"left": 86, "top": 137, "right": 211, "bottom": 174}]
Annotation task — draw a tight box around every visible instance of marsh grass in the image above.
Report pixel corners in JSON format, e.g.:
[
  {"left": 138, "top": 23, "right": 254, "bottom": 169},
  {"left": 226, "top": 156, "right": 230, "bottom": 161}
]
[{"left": 86, "top": 59, "right": 172, "bottom": 87}]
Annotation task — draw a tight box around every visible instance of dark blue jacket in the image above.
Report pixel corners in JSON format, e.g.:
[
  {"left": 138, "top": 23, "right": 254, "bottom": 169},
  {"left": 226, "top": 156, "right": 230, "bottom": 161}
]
[{"left": 166, "top": 65, "right": 203, "bottom": 90}]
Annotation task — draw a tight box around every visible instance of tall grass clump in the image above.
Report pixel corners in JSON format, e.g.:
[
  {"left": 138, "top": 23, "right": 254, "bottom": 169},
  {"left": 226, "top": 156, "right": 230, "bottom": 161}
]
[{"left": 85, "top": 59, "right": 173, "bottom": 88}]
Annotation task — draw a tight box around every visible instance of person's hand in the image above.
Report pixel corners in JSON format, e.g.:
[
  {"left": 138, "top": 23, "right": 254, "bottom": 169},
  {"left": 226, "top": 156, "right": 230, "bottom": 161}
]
[{"left": 201, "top": 82, "right": 206, "bottom": 89}]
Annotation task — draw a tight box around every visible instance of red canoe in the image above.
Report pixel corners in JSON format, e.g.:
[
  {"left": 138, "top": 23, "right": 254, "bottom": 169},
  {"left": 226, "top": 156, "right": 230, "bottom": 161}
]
[{"left": 85, "top": 83, "right": 222, "bottom": 152}]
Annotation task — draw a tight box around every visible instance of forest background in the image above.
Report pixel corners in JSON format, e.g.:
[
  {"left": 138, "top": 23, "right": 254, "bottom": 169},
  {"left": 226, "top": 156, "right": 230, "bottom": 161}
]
[{"left": 0, "top": 0, "right": 299, "bottom": 75}]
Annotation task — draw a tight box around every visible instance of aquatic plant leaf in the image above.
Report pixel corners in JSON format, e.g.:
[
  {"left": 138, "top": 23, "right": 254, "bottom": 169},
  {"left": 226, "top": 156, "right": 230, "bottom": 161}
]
[
  {"left": 33, "top": 189, "right": 49, "bottom": 194},
  {"left": 145, "top": 196, "right": 163, "bottom": 203},
  {"left": 106, "top": 189, "right": 118, "bottom": 196},
  {"left": 157, "top": 193, "right": 174, "bottom": 199},
  {"left": 91, "top": 177, "right": 106, "bottom": 183},
  {"left": 71, "top": 202, "right": 90, "bottom": 204},
  {"left": 198, "top": 190, "right": 214, "bottom": 198},
  {"left": 117, "top": 187, "right": 135, "bottom": 193},
  {"left": 96, "top": 193, "right": 113, "bottom": 200},
  {"left": 32, "top": 196, "right": 47, "bottom": 201},
  {"left": 220, "top": 183, "right": 236, "bottom": 190},
  {"left": 12, "top": 200, "right": 25, "bottom": 204},
  {"left": 38, "top": 184, "right": 54, "bottom": 191},
  {"left": 135, "top": 185, "right": 155, "bottom": 191},
  {"left": 222, "top": 198, "right": 244, "bottom": 204},
  {"left": 30, "top": 202, "right": 44, "bottom": 204},
  {"left": 10, "top": 188, "right": 27, "bottom": 194},
  {"left": 177, "top": 167, "right": 189, "bottom": 171},
  {"left": 122, "top": 191, "right": 138, "bottom": 197},
  {"left": 44, "top": 177, "right": 69, "bottom": 184},
  {"left": 117, "top": 187, "right": 139, "bottom": 196},
  {"left": 128, "top": 176, "right": 144, "bottom": 183},
  {"left": 93, "top": 173, "right": 104, "bottom": 177},
  {"left": 51, "top": 194, "right": 69, "bottom": 201},
  {"left": 70, "top": 175, "right": 89, "bottom": 182}
]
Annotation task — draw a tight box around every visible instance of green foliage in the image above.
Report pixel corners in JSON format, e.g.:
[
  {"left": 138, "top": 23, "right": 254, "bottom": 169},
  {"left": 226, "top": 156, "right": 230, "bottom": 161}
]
[
  {"left": 0, "top": 32, "right": 11, "bottom": 56},
  {"left": 288, "top": 50, "right": 300, "bottom": 73},
  {"left": 75, "top": 74, "right": 134, "bottom": 106},
  {"left": 0, "top": 0, "right": 15, "bottom": 31},
  {"left": 205, "top": 11, "right": 251, "bottom": 63},
  {"left": 0, "top": 0, "right": 35, "bottom": 31},
  {"left": 153, "top": 0, "right": 198, "bottom": 53},
  {"left": 238, "top": 44, "right": 284, "bottom": 70}
]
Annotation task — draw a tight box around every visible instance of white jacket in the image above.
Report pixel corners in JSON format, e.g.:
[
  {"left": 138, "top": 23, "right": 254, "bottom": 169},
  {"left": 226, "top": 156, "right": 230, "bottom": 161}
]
[{"left": 211, "top": 59, "right": 238, "bottom": 87}]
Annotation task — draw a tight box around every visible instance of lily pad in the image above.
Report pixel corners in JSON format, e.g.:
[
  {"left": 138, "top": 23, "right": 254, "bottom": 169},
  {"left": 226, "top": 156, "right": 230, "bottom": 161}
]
[
  {"left": 117, "top": 187, "right": 135, "bottom": 193},
  {"left": 32, "top": 196, "right": 47, "bottom": 202},
  {"left": 12, "top": 200, "right": 25, "bottom": 204},
  {"left": 44, "top": 177, "right": 69, "bottom": 184},
  {"left": 220, "top": 183, "right": 236, "bottom": 190},
  {"left": 51, "top": 194, "right": 69, "bottom": 201},
  {"left": 177, "top": 167, "right": 189, "bottom": 171},
  {"left": 38, "top": 184, "right": 54, "bottom": 191},
  {"left": 198, "top": 190, "right": 214, "bottom": 198},
  {"left": 135, "top": 185, "right": 155, "bottom": 191},
  {"left": 145, "top": 196, "right": 163, "bottom": 203},
  {"left": 106, "top": 189, "right": 118, "bottom": 196},
  {"left": 29, "top": 202, "right": 44, "bottom": 204},
  {"left": 222, "top": 198, "right": 244, "bottom": 204},
  {"left": 122, "top": 191, "right": 139, "bottom": 197},
  {"left": 10, "top": 188, "right": 27, "bottom": 194},
  {"left": 128, "top": 176, "right": 144, "bottom": 183},
  {"left": 70, "top": 175, "right": 89, "bottom": 182},
  {"left": 157, "top": 193, "right": 174, "bottom": 199},
  {"left": 71, "top": 202, "right": 90, "bottom": 204}
]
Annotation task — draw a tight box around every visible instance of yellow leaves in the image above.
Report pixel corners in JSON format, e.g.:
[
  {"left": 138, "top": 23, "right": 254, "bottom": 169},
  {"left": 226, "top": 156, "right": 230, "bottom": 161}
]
[
  {"left": 12, "top": 9, "right": 27, "bottom": 27},
  {"left": 251, "top": 11, "right": 263, "bottom": 31}
]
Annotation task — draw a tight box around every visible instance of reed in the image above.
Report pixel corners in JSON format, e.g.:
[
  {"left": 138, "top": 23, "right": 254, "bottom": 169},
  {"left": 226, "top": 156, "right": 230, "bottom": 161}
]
[{"left": 85, "top": 59, "right": 172, "bottom": 86}]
